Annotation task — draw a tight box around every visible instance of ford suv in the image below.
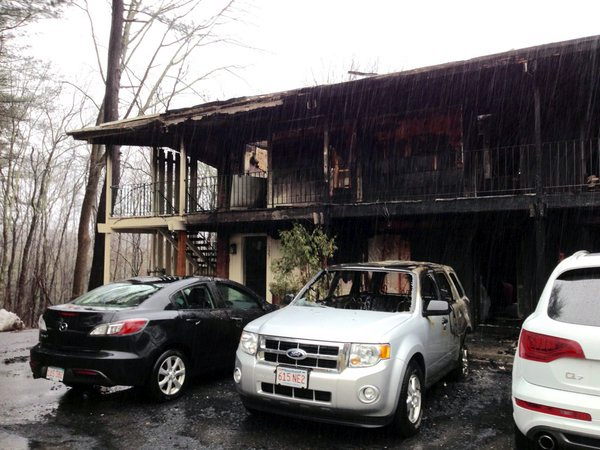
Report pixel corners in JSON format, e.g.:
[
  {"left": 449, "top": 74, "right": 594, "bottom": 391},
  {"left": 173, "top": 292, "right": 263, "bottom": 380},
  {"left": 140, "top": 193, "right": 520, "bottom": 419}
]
[{"left": 233, "top": 261, "right": 471, "bottom": 436}]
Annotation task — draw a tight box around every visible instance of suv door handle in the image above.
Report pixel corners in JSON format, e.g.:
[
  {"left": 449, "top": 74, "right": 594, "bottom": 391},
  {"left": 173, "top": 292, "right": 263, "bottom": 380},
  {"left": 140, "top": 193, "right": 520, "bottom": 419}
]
[
  {"left": 441, "top": 317, "right": 448, "bottom": 330},
  {"left": 230, "top": 317, "right": 243, "bottom": 326}
]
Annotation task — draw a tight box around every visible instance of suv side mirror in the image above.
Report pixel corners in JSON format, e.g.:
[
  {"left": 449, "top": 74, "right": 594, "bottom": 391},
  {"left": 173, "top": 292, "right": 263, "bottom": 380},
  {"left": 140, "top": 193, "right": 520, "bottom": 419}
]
[
  {"left": 423, "top": 299, "right": 450, "bottom": 316},
  {"left": 282, "top": 294, "right": 294, "bottom": 305}
]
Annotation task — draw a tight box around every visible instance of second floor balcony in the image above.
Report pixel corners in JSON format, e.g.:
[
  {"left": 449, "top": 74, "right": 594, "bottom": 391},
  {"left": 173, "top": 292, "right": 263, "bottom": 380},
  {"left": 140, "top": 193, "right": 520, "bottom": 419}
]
[{"left": 112, "top": 139, "right": 600, "bottom": 219}]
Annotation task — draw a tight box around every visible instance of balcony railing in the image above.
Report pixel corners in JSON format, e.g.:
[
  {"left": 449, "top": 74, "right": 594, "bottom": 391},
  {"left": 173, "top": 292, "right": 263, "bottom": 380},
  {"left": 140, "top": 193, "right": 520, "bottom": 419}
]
[
  {"left": 112, "top": 181, "right": 177, "bottom": 217},
  {"left": 112, "top": 139, "right": 600, "bottom": 218}
]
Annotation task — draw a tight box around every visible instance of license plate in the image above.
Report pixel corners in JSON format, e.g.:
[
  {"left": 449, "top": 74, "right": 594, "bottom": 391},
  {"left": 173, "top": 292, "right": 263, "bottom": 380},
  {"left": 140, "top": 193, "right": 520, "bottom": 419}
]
[
  {"left": 46, "top": 366, "right": 64, "bottom": 382},
  {"left": 276, "top": 366, "right": 308, "bottom": 389}
]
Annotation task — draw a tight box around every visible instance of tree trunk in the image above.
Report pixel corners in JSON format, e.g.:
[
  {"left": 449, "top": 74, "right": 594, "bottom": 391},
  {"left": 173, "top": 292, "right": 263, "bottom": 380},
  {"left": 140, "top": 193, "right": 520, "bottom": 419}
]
[
  {"left": 76, "top": 0, "right": 124, "bottom": 293},
  {"left": 72, "top": 144, "right": 104, "bottom": 298}
]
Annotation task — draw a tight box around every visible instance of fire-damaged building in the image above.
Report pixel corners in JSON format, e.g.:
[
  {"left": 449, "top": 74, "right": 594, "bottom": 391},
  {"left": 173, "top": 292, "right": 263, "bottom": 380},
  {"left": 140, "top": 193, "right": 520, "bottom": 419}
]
[{"left": 69, "top": 35, "right": 600, "bottom": 325}]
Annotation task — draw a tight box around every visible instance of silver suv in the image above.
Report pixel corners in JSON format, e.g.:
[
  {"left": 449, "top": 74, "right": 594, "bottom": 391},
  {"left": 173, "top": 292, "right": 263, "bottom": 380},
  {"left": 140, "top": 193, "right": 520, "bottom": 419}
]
[{"left": 234, "top": 261, "right": 472, "bottom": 436}]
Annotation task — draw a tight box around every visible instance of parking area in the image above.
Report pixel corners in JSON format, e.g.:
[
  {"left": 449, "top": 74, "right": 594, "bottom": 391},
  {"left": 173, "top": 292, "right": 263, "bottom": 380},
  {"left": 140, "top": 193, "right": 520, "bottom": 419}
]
[{"left": 1, "top": 329, "right": 515, "bottom": 449}]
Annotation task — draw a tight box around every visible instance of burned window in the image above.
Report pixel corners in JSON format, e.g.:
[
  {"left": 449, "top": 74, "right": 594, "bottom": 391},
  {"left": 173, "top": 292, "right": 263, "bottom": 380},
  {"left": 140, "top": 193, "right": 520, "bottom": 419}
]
[
  {"left": 421, "top": 274, "right": 440, "bottom": 303},
  {"left": 296, "top": 269, "right": 413, "bottom": 313},
  {"left": 243, "top": 143, "right": 268, "bottom": 176},
  {"left": 449, "top": 272, "right": 466, "bottom": 298},
  {"left": 434, "top": 272, "right": 455, "bottom": 302}
]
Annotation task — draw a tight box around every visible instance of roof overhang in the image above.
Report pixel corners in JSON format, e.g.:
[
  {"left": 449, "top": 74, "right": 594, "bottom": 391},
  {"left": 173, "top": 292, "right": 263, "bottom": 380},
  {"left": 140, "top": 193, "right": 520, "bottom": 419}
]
[{"left": 67, "top": 34, "right": 600, "bottom": 147}]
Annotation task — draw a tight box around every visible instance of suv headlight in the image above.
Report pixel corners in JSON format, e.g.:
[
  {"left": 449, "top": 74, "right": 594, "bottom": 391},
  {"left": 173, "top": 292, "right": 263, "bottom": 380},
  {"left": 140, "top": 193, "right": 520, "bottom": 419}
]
[
  {"left": 349, "top": 343, "right": 390, "bottom": 367},
  {"left": 239, "top": 331, "right": 258, "bottom": 355}
]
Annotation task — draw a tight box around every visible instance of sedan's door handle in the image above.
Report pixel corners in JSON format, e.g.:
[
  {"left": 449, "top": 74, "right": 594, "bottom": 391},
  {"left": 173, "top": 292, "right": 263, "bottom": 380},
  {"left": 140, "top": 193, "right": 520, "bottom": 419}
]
[{"left": 186, "top": 318, "right": 201, "bottom": 325}]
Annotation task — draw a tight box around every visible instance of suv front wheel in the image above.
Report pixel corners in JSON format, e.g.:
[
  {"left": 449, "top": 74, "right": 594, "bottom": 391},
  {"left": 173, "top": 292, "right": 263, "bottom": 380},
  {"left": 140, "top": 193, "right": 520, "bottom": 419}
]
[{"left": 391, "top": 360, "right": 424, "bottom": 437}]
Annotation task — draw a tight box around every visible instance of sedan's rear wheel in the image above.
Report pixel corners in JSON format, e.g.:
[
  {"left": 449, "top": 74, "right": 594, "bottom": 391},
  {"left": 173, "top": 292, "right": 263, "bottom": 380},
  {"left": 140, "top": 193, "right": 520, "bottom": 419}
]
[
  {"left": 391, "top": 360, "right": 423, "bottom": 437},
  {"left": 147, "top": 349, "right": 188, "bottom": 401}
]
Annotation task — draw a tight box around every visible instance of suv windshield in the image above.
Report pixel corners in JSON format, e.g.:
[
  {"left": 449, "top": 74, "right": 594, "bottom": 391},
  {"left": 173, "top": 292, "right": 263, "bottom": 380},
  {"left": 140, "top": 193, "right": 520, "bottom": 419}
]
[
  {"left": 72, "top": 282, "right": 162, "bottom": 308},
  {"left": 548, "top": 268, "right": 600, "bottom": 326},
  {"left": 295, "top": 269, "right": 414, "bottom": 313}
]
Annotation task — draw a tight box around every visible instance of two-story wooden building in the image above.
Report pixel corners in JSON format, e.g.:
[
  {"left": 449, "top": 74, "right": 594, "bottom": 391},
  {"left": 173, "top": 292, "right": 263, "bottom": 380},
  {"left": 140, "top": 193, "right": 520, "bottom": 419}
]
[{"left": 69, "top": 35, "right": 600, "bottom": 324}]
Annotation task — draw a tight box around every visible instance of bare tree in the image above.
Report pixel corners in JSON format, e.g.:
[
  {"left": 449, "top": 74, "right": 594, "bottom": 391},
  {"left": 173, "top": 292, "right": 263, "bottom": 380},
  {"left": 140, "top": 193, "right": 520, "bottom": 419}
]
[
  {"left": 0, "top": 52, "right": 87, "bottom": 323},
  {"left": 71, "top": 0, "right": 243, "bottom": 295}
]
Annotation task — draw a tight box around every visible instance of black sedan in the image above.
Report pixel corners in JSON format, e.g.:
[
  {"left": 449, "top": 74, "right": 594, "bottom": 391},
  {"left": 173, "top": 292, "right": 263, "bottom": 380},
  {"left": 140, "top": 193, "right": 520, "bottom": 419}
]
[{"left": 30, "top": 276, "right": 275, "bottom": 400}]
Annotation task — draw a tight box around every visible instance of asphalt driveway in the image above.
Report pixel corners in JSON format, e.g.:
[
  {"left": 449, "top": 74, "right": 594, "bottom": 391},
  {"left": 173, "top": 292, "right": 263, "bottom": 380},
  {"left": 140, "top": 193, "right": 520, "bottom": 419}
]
[{"left": 1, "top": 329, "right": 515, "bottom": 449}]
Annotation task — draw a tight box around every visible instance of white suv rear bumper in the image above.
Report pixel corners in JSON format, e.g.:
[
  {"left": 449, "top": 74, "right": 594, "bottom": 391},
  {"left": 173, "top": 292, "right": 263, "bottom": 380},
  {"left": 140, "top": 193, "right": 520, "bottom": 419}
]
[{"left": 513, "top": 376, "right": 600, "bottom": 442}]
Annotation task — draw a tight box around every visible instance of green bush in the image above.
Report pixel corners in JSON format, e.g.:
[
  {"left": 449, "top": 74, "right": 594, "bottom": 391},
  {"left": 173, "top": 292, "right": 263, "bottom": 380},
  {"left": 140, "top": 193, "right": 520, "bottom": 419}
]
[{"left": 270, "top": 223, "right": 336, "bottom": 298}]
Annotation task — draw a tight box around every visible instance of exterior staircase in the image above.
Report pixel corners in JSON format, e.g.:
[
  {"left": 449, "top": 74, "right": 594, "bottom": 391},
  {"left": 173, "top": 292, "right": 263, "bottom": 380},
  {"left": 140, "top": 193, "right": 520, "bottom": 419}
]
[
  {"left": 186, "top": 230, "right": 217, "bottom": 276},
  {"left": 157, "top": 230, "right": 217, "bottom": 276}
]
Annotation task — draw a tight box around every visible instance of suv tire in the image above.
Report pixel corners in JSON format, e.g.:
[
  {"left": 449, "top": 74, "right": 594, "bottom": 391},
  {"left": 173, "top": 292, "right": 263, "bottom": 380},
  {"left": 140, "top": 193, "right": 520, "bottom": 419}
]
[{"left": 391, "top": 360, "right": 424, "bottom": 437}]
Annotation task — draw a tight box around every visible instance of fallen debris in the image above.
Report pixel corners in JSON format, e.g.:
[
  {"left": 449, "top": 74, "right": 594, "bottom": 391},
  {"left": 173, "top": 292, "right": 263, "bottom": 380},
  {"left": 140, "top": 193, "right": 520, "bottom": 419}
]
[{"left": 0, "top": 309, "right": 25, "bottom": 332}]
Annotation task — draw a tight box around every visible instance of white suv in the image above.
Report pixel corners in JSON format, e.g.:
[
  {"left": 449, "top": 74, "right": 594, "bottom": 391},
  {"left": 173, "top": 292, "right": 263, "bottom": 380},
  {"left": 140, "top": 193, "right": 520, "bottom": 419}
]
[
  {"left": 234, "top": 261, "right": 471, "bottom": 436},
  {"left": 513, "top": 251, "right": 600, "bottom": 449}
]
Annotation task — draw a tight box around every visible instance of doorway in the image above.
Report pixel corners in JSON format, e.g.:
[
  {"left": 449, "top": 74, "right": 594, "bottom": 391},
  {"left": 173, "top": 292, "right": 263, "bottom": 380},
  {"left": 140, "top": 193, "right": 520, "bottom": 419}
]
[{"left": 244, "top": 236, "right": 267, "bottom": 298}]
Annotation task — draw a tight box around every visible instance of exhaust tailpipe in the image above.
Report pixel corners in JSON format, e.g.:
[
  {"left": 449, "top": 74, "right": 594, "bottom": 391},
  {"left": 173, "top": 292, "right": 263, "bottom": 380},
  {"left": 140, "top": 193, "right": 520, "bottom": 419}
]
[{"left": 537, "top": 433, "right": 556, "bottom": 450}]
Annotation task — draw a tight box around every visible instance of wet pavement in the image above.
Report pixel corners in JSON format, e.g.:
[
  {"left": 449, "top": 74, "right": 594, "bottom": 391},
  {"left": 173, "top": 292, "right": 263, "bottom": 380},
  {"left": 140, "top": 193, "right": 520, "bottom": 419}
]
[{"left": 1, "top": 329, "right": 517, "bottom": 449}]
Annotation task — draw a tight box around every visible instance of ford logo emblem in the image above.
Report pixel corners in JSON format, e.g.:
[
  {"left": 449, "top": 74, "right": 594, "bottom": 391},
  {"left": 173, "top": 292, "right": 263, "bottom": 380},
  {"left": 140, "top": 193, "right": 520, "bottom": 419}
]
[
  {"left": 58, "top": 321, "right": 68, "bottom": 332},
  {"left": 286, "top": 348, "right": 307, "bottom": 360}
]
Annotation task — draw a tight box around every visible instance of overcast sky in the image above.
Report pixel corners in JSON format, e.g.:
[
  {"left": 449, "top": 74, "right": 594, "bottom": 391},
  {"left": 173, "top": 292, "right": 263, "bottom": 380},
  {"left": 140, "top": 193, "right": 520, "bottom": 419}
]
[{"left": 28, "top": 0, "right": 600, "bottom": 108}]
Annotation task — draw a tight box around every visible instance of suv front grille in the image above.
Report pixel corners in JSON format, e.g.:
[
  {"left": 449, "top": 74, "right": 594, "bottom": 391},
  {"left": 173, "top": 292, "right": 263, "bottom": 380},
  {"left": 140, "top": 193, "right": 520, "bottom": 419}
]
[
  {"left": 260, "top": 336, "right": 345, "bottom": 372},
  {"left": 261, "top": 382, "right": 332, "bottom": 402}
]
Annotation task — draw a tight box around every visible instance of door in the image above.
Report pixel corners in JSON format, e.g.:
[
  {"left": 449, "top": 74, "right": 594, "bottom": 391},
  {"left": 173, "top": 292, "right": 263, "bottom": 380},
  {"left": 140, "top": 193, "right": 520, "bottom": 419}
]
[
  {"left": 421, "top": 272, "right": 451, "bottom": 382},
  {"left": 244, "top": 236, "right": 267, "bottom": 298},
  {"left": 175, "top": 284, "right": 230, "bottom": 371},
  {"left": 434, "top": 271, "right": 462, "bottom": 365},
  {"left": 215, "top": 281, "right": 267, "bottom": 361}
]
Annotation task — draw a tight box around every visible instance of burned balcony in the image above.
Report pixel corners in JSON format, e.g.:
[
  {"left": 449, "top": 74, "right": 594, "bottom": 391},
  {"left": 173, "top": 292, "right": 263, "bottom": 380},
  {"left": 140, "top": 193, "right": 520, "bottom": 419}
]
[{"left": 111, "top": 139, "right": 600, "bottom": 218}]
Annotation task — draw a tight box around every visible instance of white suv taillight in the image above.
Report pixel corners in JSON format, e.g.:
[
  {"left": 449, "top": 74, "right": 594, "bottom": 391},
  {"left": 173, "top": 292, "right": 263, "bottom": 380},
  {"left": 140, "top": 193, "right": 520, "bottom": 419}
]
[
  {"left": 90, "top": 318, "right": 149, "bottom": 336},
  {"left": 519, "top": 329, "right": 585, "bottom": 363}
]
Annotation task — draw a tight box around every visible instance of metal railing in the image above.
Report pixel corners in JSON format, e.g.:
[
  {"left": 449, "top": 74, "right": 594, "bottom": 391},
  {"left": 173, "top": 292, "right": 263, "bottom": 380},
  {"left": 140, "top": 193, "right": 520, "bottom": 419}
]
[
  {"left": 111, "top": 138, "right": 600, "bottom": 218},
  {"left": 112, "top": 181, "right": 177, "bottom": 217}
]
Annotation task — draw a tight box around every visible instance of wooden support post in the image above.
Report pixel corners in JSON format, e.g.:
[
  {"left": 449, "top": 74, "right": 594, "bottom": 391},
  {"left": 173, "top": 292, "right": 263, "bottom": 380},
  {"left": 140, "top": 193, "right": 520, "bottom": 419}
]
[
  {"left": 177, "top": 230, "right": 187, "bottom": 276},
  {"left": 176, "top": 136, "right": 188, "bottom": 276},
  {"left": 167, "top": 151, "right": 174, "bottom": 214},
  {"left": 216, "top": 232, "right": 230, "bottom": 279},
  {"left": 103, "top": 146, "right": 113, "bottom": 285},
  {"left": 152, "top": 147, "right": 159, "bottom": 214},
  {"left": 158, "top": 150, "right": 165, "bottom": 215},
  {"left": 178, "top": 138, "right": 187, "bottom": 215},
  {"left": 533, "top": 67, "right": 546, "bottom": 309},
  {"left": 157, "top": 232, "right": 164, "bottom": 273},
  {"left": 165, "top": 236, "right": 172, "bottom": 275},
  {"left": 323, "top": 129, "right": 330, "bottom": 197}
]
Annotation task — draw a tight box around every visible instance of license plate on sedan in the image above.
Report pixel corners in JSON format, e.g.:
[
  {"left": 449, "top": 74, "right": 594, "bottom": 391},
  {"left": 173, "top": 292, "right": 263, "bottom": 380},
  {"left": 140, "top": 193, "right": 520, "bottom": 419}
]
[
  {"left": 276, "top": 366, "right": 308, "bottom": 389},
  {"left": 46, "top": 366, "right": 64, "bottom": 382}
]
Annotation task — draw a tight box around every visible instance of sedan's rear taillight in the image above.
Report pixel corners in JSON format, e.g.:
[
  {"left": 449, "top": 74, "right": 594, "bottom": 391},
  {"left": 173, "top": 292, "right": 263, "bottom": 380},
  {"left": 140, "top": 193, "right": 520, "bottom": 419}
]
[
  {"left": 90, "top": 319, "right": 149, "bottom": 336},
  {"left": 519, "top": 329, "right": 585, "bottom": 363}
]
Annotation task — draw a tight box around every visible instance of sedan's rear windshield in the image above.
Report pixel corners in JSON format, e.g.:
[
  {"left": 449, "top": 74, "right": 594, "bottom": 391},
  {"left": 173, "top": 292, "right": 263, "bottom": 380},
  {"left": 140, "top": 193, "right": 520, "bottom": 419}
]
[
  {"left": 71, "top": 282, "right": 162, "bottom": 308},
  {"left": 548, "top": 268, "right": 600, "bottom": 326}
]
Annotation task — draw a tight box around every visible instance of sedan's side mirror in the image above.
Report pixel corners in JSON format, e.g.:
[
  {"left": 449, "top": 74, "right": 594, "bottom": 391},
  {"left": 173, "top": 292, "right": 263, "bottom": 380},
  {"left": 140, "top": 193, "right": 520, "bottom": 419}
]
[
  {"left": 282, "top": 294, "right": 295, "bottom": 305},
  {"left": 423, "top": 299, "right": 450, "bottom": 316}
]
